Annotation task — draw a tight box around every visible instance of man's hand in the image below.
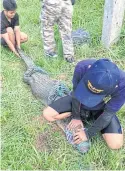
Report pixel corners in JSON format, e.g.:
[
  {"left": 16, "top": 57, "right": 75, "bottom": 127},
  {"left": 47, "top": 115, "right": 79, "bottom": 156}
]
[
  {"left": 67, "top": 119, "right": 83, "bottom": 132},
  {"left": 1, "top": 33, "right": 20, "bottom": 57},
  {"left": 15, "top": 51, "right": 20, "bottom": 57},
  {"left": 73, "top": 129, "right": 88, "bottom": 144},
  {"left": 16, "top": 44, "right": 21, "bottom": 49}
]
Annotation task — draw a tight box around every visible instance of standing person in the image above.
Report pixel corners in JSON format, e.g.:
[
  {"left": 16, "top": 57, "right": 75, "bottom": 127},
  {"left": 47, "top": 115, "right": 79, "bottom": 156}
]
[
  {"left": 1, "top": 0, "right": 28, "bottom": 57},
  {"left": 43, "top": 58, "right": 125, "bottom": 152},
  {"left": 41, "top": 0, "right": 75, "bottom": 63}
]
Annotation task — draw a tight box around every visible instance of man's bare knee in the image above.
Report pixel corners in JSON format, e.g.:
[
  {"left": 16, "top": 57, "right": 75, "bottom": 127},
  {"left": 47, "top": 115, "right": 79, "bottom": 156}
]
[
  {"left": 107, "top": 141, "right": 123, "bottom": 150},
  {"left": 24, "top": 36, "right": 28, "bottom": 42},
  {"left": 21, "top": 34, "right": 28, "bottom": 43},
  {"left": 6, "top": 27, "right": 15, "bottom": 45},
  {"left": 7, "top": 27, "right": 14, "bottom": 34},
  {"left": 43, "top": 108, "right": 51, "bottom": 121},
  {"left": 103, "top": 133, "right": 124, "bottom": 150}
]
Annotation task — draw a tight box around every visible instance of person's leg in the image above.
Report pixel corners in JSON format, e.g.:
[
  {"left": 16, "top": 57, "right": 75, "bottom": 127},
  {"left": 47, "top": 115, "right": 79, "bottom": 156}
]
[
  {"left": 1, "top": 29, "right": 19, "bottom": 56},
  {"left": 43, "top": 106, "right": 71, "bottom": 121},
  {"left": 6, "top": 27, "right": 16, "bottom": 46},
  {"left": 0, "top": 37, "right": 7, "bottom": 46},
  {"left": 58, "top": 0, "right": 74, "bottom": 62},
  {"left": 43, "top": 95, "right": 72, "bottom": 122},
  {"left": 20, "top": 32, "right": 28, "bottom": 43},
  {"left": 4, "top": 30, "right": 28, "bottom": 46},
  {"left": 40, "top": 0, "right": 58, "bottom": 55},
  {"left": 101, "top": 115, "right": 123, "bottom": 149}
]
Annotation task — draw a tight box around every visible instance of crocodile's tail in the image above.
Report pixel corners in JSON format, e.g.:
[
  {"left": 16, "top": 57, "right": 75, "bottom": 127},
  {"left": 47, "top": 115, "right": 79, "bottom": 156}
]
[
  {"left": 17, "top": 48, "right": 48, "bottom": 75},
  {"left": 17, "top": 48, "right": 35, "bottom": 68}
]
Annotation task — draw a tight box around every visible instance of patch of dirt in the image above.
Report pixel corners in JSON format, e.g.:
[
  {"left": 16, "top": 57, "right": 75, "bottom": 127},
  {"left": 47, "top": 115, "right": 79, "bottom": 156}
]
[
  {"left": 35, "top": 131, "right": 51, "bottom": 152},
  {"left": 34, "top": 116, "right": 65, "bottom": 152},
  {"left": 32, "top": 115, "right": 47, "bottom": 125},
  {"left": 33, "top": 115, "right": 65, "bottom": 132},
  {"left": 51, "top": 122, "right": 64, "bottom": 132}
]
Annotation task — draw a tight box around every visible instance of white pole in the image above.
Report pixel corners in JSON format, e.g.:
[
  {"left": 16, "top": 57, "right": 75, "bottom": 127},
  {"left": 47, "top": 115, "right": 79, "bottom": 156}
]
[{"left": 101, "top": 0, "right": 125, "bottom": 48}]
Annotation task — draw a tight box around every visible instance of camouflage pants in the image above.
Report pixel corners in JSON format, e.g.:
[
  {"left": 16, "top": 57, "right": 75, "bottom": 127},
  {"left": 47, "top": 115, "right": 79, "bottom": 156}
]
[{"left": 40, "top": 0, "right": 74, "bottom": 59}]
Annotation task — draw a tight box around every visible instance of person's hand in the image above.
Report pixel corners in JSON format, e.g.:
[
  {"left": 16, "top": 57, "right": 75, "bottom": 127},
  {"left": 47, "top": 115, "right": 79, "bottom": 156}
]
[
  {"left": 73, "top": 129, "right": 88, "bottom": 144},
  {"left": 17, "top": 44, "right": 21, "bottom": 49},
  {"left": 16, "top": 44, "right": 21, "bottom": 50},
  {"left": 67, "top": 119, "right": 83, "bottom": 132},
  {"left": 15, "top": 51, "right": 20, "bottom": 57}
]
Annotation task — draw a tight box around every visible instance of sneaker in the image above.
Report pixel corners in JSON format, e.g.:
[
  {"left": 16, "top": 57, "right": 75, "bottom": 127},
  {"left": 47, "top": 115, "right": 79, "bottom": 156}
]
[
  {"left": 45, "top": 52, "right": 57, "bottom": 58},
  {"left": 65, "top": 57, "right": 75, "bottom": 63}
]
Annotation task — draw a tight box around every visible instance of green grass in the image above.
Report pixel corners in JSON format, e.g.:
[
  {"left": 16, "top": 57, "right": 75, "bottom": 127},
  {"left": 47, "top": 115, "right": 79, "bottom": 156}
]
[{"left": 1, "top": 0, "right": 125, "bottom": 170}]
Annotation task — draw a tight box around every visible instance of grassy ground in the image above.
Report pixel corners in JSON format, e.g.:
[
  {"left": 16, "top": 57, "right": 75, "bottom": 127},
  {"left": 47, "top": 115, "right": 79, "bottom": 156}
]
[{"left": 1, "top": 0, "right": 125, "bottom": 170}]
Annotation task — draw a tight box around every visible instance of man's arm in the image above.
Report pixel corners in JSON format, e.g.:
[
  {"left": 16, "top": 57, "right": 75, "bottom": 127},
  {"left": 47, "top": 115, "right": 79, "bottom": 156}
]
[
  {"left": 68, "top": 63, "right": 87, "bottom": 130},
  {"left": 72, "top": 64, "right": 83, "bottom": 91},
  {"left": 14, "top": 26, "right": 21, "bottom": 48},
  {"left": 71, "top": 63, "right": 85, "bottom": 120},
  {"left": 86, "top": 92, "right": 125, "bottom": 139},
  {"left": 72, "top": 59, "right": 96, "bottom": 90},
  {"left": 71, "top": 93, "right": 81, "bottom": 119},
  {"left": 69, "top": 60, "right": 97, "bottom": 130},
  {"left": 1, "top": 18, "right": 7, "bottom": 35},
  {"left": 86, "top": 109, "right": 115, "bottom": 139},
  {"left": 1, "top": 33, "right": 19, "bottom": 57}
]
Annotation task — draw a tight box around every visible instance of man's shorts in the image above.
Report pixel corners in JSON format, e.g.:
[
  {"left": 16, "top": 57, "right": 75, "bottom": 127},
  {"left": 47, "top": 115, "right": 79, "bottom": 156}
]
[
  {"left": 1, "top": 37, "right": 7, "bottom": 46},
  {"left": 49, "top": 95, "right": 122, "bottom": 134}
]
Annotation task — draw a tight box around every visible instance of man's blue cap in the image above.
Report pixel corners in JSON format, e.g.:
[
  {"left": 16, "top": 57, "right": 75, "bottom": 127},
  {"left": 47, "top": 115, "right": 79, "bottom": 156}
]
[{"left": 74, "top": 59, "right": 120, "bottom": 108}]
